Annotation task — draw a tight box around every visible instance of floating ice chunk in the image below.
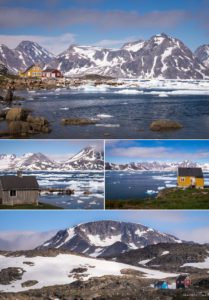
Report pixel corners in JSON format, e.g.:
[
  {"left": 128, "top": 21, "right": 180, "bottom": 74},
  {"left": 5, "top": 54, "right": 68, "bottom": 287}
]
[
  {"left": 95, "top": 124, "right": 120, "bottom": 128},
  {"left": 165, "top": 183, "right": 176, "bottom": 188},
  {"left": 146, "top": 190, "right": 157, "bottom": 195},
  {"left": 158, "top": 92, "right": 169, "bottom": 97},
  {"left": 114, "top": 89, "right": 143, "bottom": 95},
  {"left": 157, "top": 186, "right": 165, "bottom": 190},
  {"left": 60, "top": 107, "right": 69, "bottom": 110},
  {"left": 97, "top": 114, "right": 113, "bottom": 118}
]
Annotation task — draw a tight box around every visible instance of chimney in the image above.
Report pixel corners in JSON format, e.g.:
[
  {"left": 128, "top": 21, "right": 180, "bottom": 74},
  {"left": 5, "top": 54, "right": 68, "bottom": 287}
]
[{"left": 17, "top": 171, "right": 23, "bottom": 178}]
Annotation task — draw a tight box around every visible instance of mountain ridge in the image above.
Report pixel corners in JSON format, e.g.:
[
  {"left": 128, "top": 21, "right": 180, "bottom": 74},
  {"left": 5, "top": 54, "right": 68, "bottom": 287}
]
[
  {"left": 0, "top": 147, "right": 104, "bottom": 171},
  {"left": 37, "top": 220, "right": 182, "bottom": 257},
  {"left": 1, "top": 33, "right": 209, "bottom": 79},
  {"left": 105, "top": 160, "right": 209, "bottom": 171}
]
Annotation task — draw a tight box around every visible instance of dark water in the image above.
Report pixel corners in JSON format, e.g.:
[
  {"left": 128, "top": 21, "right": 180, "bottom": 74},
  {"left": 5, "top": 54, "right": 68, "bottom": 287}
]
[
  {"left": 105, "top": 171, "right": 209, "bottom": 200},
  {"left": 0, "top": 171, "right": 104, "bottom": 209},
  {"left": 1, "top": 87, "right": 209, "bottom": 138}
]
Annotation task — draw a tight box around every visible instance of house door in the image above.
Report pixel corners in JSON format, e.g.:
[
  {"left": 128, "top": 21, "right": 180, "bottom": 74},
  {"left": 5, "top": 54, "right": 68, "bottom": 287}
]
[{"left": 191, "top": 177, "right": 196, "bottom": 186}]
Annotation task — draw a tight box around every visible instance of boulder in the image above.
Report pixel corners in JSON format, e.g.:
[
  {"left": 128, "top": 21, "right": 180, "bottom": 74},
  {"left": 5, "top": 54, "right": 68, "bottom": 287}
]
[
  {"left": 61, "top": 118, "right": 96, "bottom": 125},
  {"left": 21, "top": 280, "right": 38, "bottom": 288},
  {"left": 8, "top": 120, "right": 51, "bottom": 136},
  {"left": 8, "top": 121, "right": 30, "bottom": 136},
  {"left": 150, "top": 119, "right": 183, "bottom": 131},
  {"left": 27, "top": 114, "right": 48, "bottom": 125},
  {"left": 6, "top": 107, "right": 28, "bottom": 121}
]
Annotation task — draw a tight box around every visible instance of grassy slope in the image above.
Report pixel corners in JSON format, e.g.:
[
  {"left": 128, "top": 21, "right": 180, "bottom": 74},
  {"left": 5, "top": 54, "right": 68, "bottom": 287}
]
[
  {"left": 0, "top": 202, "right": 62, "bottom": 209},
  {"left": 106, "top": 188, "right": 209, "bottom": 209}
]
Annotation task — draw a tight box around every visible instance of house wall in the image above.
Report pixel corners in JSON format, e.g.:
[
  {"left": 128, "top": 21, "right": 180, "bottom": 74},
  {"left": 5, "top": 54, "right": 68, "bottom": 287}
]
[
  {"left": 2, "top": 190, "right": 39, "bottom": 206},
  {"left": 20, "top": 66, "right": 42, "bottom": 78},
  {"left": 178, "top": 176, "right": 204, "bottom": 188}
]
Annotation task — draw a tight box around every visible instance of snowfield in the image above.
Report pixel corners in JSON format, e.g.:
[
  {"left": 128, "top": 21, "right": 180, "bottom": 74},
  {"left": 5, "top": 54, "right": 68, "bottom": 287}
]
[
  {"left": 181, "top": 257, "right": 209, "bottom": 269},
  {"left": 0, "top": 254, "right": 178, "bottom": 293}
]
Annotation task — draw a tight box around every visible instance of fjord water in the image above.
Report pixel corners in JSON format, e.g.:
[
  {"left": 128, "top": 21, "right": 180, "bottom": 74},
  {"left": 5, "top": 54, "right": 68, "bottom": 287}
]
[
  {"left": 0, "top": 171, "right": 104, "bottom": 209},
  {"left": 105, "top": 171, "right": 209, "bottom": 200},
  {"left": 1, "top": 85, "right": 209, "bottom": 138}
]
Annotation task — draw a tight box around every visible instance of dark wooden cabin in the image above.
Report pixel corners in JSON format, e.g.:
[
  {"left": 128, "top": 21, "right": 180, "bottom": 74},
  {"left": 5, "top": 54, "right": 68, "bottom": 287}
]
[{"left": 0, "top": 173, "right": 39, "bottom": 206}]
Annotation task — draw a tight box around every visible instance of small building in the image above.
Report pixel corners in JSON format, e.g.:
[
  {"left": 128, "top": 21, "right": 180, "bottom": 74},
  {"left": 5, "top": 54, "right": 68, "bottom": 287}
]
[
  {"left": 42, "top": 68, "right": 62, "bottom": 78},
  {"left": 154, "top": 280, "right": 168, "bottom": 289},
  {"left": 177, "top": 167, "right": 204, "bottom": 189},
  {"left": 176, "top": 275, "right": 191, "bottom": 289},
  {"left": 0, "top": 173, "right": 39, "bottom": 206},
  {"left": 19, "top": 64, "right": 42, "bottom": 78}
]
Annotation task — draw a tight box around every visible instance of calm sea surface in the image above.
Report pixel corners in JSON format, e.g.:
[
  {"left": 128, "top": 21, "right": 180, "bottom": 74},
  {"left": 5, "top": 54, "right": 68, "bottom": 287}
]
[
  {"left": 105, "top": 170, "right": 209, "bottom": 200},
  {"left": 1, "top": 87, "right": 209, "bottom": 138}
]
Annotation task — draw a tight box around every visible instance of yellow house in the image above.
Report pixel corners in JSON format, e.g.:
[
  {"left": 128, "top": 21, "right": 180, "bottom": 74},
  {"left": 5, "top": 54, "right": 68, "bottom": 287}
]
[
  {"left": 177, "top": 167, "right": 204, "bottom": 189},
  {"left": 19, "top": 64, "right": 42, "bottom": 78}
]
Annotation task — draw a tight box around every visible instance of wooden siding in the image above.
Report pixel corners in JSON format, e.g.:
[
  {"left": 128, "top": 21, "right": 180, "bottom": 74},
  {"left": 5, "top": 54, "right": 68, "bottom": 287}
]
[
  {"left": 177, "top": 176, "right": 204, "bottom": 188},
  {"left": 19, "top": 65, "right": 42, "bottom": 78},
  {"left": 1, "top": 190, "right": 39, "bottom": 206}
]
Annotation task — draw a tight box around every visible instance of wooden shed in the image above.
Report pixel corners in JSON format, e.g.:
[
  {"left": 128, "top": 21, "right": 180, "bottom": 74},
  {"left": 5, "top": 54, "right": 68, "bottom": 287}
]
[
  {"left": 19, "top": 64, "right": 42, "bottom": 78},
  {"left": 42, "top": 68, "right": 62, "bottom": 78},
  {"left": 177, "top": 167, "right": 204, "bottom": 189},
  {"left": 0, "top": 173, "right": 39, "bottom": 206},
  {"left": 176, "top": 275, "right": 191, "bottom": 289}
]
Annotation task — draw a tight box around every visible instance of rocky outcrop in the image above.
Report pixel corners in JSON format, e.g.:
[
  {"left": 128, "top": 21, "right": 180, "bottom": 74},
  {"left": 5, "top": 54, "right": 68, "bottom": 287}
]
[
  {"left": 150, "top": 119, "right": 183, "bottom": 131},
  {"left": 0, "top": 267, "right": 25, "bottom": 284},
  {"left": 61, "top": 118, "right": 97, "bottom": 125},
  {"left": 0, "top": 107, "right": 51, "bottom": 137}
]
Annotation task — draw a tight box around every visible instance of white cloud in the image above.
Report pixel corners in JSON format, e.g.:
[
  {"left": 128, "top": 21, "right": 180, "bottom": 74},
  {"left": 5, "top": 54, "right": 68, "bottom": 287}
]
[
  {"left": 0, "top": 230, "right": 57, "bottom": 251},
  {"left": 177, "top": 227, "right": 209, "bottom": 244},
  {"left": 109, "top": 146, "right": 209, "bottom": 162},
  {"left": 0, "top": 33, "right": 76, "bottom": 54}
]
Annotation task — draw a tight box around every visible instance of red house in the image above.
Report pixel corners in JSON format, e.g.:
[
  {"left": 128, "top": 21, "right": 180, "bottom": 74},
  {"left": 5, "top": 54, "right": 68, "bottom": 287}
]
[
  {"left": 42, "top": 69, "right": 62, "bottom": 78},
  {"left": 176, "top": 275, "right": 191, "bottom": 289}
]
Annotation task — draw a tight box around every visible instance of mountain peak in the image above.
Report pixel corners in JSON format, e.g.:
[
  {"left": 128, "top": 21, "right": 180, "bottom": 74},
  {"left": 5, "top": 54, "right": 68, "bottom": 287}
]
[{"left": 38, "top": 220, "right": 182, "bottom": 257}]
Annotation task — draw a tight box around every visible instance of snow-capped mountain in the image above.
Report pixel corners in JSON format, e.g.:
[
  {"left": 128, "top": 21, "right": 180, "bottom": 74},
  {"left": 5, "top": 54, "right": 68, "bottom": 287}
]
[
  {"left": 0, "top": 147, "right": 104, "bottom": 171},
  {"left": 52, "top": 33, "right": 209, "bottom": 79},
  {"left": 52, "top": 44, "right": 133, "bottom": 78},
  {"left": 195, "top": 44, "right": 209, "bottom": 68},
  {"left": 105, "top": 160, "right": 209, "bottom": 171},
  {"left": 2, "top": 33, "right": 209, "bottom": 79},
  {"left": 64, "top": 147, "right": 104, "bottom": 170},
  {"left": 0, "top": 41, "right": 53, "bottom": 73},
  {"left": 37, "top": 220, "right": 182, "bottom": 257}
]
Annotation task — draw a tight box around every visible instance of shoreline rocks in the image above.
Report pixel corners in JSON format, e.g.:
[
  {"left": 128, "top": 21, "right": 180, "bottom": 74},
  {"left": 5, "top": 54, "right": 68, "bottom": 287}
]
[
  {"left": 150, "top": 119, "right": 183, "bottom": 131},
  {"left": 61, "top": 118, "right": 96, "bottom": 126},
  {"left": 0, "top": 107, "right": 51, "bottom": 137}
]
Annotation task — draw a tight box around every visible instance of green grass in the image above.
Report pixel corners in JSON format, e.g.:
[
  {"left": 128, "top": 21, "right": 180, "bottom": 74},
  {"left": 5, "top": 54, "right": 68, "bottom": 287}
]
[
  {"left": 106, "top": 187, "right": 209, "bottom": 209},
  {"left": 0, "top": 202, "right": 62, "bottom": 209}
]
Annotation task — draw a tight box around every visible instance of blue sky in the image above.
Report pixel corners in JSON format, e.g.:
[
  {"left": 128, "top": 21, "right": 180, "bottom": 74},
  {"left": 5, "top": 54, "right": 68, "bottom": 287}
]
[
  {"left": 0, "top": 140, "right": 103, "bottom": 160},
  {"left": 0, "top": 0, "right": 208, "bottom": 53},
  {"left": 106, "top": 140, "right": 209, "bottom": 164},
  {"left": 0, "top": 210, "right": 209, "bottom": 243}
]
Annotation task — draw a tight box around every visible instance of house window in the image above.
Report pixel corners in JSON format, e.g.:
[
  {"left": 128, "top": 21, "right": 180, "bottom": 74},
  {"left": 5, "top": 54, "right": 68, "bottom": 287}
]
[
  {"left": 180, "top": 177, "right": 185, "bottom": 182},
  {"left": 10, "top": 190, "right": 16, "bottom": 197}
]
